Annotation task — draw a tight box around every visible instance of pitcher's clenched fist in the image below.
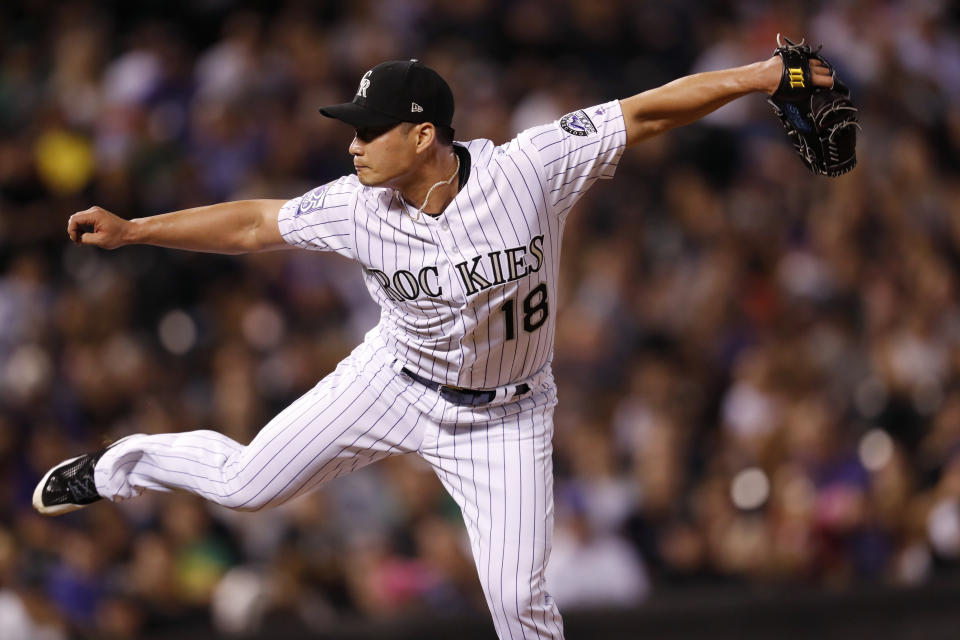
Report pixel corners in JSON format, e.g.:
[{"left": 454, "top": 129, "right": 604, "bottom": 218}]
[{"left": 67, "top": 206, "right": 131, "bottom": 249}]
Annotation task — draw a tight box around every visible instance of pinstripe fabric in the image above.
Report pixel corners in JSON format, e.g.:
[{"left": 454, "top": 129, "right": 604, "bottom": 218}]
[
  {"left": 422, "top": 380, "right": 562, "bottom": 639},
  {"left": 94, "top": 102, "right": 628, "bottom": 639},
  {"left": 276, "top": 100, "right": 626, "bottom": 389},
  {"left": 94, "top": 342, "right": 433, "bottom": 509},
  {"left": 94, "top": 350, "right": 563, "bottom": 638}
]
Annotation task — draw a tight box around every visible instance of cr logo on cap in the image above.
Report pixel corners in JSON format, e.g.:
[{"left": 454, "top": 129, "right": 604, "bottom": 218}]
[{"left": 357, "top": 70, "right": 372, "bottom": 98}]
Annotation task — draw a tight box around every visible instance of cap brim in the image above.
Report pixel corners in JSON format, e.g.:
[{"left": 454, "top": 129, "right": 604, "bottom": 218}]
[{"left": 318, "top": 102, "right": 400, "bottom": 127}]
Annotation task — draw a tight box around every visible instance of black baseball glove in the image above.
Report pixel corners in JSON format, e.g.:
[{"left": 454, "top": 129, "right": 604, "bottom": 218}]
[{"left": 768, "top": 34, "right": 859, "bottom": 177}]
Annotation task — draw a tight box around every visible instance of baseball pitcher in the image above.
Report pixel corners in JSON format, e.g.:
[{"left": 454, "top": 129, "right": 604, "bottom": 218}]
[{"left": 35, "top": 44, "right": 843, "bottom": 638}]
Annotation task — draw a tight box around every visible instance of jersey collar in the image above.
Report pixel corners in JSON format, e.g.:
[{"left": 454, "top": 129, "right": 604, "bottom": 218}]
[{"left": 453, "top": 143, "right": 471, "bottom": 192}]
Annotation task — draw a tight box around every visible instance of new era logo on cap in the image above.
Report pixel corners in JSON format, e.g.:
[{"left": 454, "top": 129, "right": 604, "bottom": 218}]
[{"left": 411, "top": 102, "right": 423, "bottom": 113}]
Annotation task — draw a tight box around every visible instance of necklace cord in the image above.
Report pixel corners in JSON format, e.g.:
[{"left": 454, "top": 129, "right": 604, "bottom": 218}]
[{"left": 398, "top": 153, "right": 460, "bottom": 222}]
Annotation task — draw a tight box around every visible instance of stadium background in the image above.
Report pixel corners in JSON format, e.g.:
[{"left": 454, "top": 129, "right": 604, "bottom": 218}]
[{"left": 1, "top": 0, "right": 959, "bottom": 638}]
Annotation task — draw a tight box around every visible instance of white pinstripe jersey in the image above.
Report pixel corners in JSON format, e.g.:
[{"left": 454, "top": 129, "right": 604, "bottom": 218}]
[{"left": 279, "top": 100, "right": 626, "bottom": 389}]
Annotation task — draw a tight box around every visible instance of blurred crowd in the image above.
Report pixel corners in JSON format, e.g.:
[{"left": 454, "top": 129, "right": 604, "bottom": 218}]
[{"left": 1, "top": 0, "right": 959, "bottom": 638}]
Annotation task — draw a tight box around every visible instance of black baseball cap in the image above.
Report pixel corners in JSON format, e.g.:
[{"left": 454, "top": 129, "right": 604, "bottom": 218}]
[{"left": 319, "top": 59, "right": 454, "bottom": 129}]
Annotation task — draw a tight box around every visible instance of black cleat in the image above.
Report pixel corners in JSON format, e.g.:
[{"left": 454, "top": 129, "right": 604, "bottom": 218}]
[{"left": 32, "top": 435, "right": 139, "bottom": 516}]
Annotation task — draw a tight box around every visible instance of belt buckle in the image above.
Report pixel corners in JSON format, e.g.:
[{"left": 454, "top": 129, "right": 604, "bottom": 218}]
[{"left": 439, "top": 384, "right": 491, "bottom": 407}]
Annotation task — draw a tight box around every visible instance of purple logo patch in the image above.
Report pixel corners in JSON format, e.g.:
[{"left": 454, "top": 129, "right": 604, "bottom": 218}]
[
  {"left": 560, "top": 110, "right": 597, "bottom": 137},
  {"left": 297, "top": 184, "right": 330, "bottom": 216}
]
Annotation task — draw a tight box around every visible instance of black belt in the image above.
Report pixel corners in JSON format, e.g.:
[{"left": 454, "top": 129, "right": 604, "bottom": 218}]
[{"left": 401, "top": 367, "right": 530, "bottom": 406}]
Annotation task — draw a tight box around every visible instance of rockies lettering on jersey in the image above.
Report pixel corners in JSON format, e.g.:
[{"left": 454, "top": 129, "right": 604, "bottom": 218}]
[
  {"left": 368, "top": 266, "right": 444, "bottom": 301},
  {"left": 278, "top": 100, "right": 626, "bottom": 388},
  {"left": 453, "top": 234, "right": 544, "bottom": 295},
  {"left": 366, "top": 234, "right": 545, "bottom": 301}
]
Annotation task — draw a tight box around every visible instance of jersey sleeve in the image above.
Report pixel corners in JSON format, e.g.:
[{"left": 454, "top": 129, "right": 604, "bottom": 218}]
[
  {"left": 517, "top": 99, "right": 627, "bottom": 217},
  {"left": 277, "top": 176, "right": 357, "bottom": 259}
]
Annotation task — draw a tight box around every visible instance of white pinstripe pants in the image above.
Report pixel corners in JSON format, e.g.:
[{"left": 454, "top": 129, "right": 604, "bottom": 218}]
[{"left": 94, "top": 340, "right": 565, "bottom": 639}]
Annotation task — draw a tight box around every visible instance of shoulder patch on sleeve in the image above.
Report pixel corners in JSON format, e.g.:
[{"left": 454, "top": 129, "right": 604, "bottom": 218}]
[
  {"left": 298, "top": 184, "right": 330, "bottom": 216},
  {"left": 559, "top": 110, "right": 597, "bottom": 137}
]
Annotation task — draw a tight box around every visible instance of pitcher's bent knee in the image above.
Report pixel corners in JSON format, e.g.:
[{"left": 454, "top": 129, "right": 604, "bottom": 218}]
[
  {"left": 206, "top": 454, "right": 283, "bottom": 512},
  {"left": 203, "top": 446, "right": 341, "bottom": 512}
]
